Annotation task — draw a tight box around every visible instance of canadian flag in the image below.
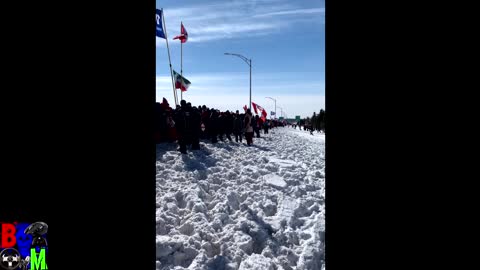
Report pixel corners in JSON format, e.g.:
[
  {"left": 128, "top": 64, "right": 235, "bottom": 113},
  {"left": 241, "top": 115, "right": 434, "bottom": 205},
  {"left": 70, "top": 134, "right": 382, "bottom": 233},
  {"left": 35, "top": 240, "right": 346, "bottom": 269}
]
[
  {"left": 256, "top": 104, "right": 266, "bottom": 114},
  {"left": 251, "top": 102, "right": 259, "bottom": 114},
  {"left": 252, "top": 102, "right": 268, "bottom": 118}
]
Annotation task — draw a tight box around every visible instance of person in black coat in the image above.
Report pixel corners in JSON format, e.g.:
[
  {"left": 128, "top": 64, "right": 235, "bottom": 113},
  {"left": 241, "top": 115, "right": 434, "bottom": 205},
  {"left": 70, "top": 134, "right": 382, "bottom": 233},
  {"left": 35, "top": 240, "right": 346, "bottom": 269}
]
[
  {"left": 200, "top": 106, "right": 209, "bottom": 140},
  {"left": 217, "top": 112, "right": 226, "bottom": 141},
  {"left": 209, "top": 109, "right": 219, "bottom": 143},
  {"left": 224, "top": 111, "right": 233, "bottom": 142},
  {"left": 263, "top": 119, "right": 269, "bottom": 134},
  {"left": 244, "top": 110, "right": 254, "bottom": 146},
  {"left": 233, "top": 110, "right": 244, "bottom": 143},
  {"left": 191, "top": 106, "right": 201, "bottom": 150},
  {"left": 173, "top": 100, "right": 188, "bottom": 154},
  {"left": 184, "top": 102, "right": 194, "bottom": 146},
  {"left": 253, "top": 115, "right": 261, "bottom": 138}
]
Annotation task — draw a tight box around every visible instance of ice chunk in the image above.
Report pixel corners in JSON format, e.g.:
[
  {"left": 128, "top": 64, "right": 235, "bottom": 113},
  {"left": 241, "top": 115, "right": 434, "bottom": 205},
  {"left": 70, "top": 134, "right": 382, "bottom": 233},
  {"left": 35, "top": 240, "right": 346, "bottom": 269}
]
[
  {"left": 239, "top": 254, "right": 275, "bottom": 270},
  {"left": 264, "top": 174, "right": 287, "bottom": 188}
]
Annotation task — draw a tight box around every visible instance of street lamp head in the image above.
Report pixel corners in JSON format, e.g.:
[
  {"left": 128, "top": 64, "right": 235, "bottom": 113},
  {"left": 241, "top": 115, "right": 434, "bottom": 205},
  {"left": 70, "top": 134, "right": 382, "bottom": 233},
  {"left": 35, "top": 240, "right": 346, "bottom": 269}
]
[{"left": 266, "top": 97, "right": 276, "bottom": 102}]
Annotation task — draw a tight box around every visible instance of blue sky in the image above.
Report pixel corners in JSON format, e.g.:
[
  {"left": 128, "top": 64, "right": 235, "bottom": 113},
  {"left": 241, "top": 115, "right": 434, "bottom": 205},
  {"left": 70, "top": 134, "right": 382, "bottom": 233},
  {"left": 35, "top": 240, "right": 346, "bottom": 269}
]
[{"left": 156, "top": 0, "right": 324, "bottom": 118}]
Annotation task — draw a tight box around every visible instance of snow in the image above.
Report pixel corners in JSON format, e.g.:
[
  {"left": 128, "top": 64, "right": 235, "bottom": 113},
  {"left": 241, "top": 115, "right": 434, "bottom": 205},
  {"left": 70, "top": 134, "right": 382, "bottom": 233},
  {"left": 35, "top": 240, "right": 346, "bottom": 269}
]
[
  {"left": 264, "top": 174, "right": 287, "bottom": 188},
  {"left": 291, "top": 127, "right": 326, "bottom": 143},
  {"left": 156, "top": 127, "right": 325, "bottom": 270}
]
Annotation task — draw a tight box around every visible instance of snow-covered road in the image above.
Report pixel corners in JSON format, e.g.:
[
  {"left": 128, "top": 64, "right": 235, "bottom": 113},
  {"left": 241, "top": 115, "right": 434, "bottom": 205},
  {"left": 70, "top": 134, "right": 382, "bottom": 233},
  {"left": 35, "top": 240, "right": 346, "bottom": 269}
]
[{"left": 156, "top": 127, "right": 325, "bottom": 270}]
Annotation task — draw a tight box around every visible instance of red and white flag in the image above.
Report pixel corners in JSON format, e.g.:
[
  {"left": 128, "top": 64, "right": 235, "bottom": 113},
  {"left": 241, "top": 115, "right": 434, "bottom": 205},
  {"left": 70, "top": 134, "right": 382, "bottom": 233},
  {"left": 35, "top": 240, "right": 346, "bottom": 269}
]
[
  {"left": 256, "top": 104, "right": 266, "bottom": 114},
  {"left": 243, "top": 105, "right": 248, "bottom": 112},
  {"left": 173, "top": 22, "right": 188, "bottom": 43},
  {"left": 251, "top": 102, "right": 259, "bottom": 114},
  {"left": 252, "top": 102, "right": 268, "bottom": 118}
]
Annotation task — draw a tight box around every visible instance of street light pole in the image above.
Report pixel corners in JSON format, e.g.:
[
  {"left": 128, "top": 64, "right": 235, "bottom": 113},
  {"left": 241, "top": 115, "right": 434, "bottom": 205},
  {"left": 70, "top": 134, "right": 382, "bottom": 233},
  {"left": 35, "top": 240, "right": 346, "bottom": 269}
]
[
  {"left": 266, "top": 97, "right": 276, "bottom": 119},
  {"left": 224, "top": 53, "right": 252, "bottom": 111},
  {"left": 277, "top": 106, "right": 283, "bottom": 118},
  {"left": 250, "top": 59, "right": 252, "bottom": 111}
]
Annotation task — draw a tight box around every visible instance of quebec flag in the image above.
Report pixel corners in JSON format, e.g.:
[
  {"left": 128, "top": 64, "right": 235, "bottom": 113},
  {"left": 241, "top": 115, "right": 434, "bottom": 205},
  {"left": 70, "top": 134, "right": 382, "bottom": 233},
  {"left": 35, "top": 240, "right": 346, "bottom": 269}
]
[{"left": 156, "top": 9, "right": 166, "bottom": 39}]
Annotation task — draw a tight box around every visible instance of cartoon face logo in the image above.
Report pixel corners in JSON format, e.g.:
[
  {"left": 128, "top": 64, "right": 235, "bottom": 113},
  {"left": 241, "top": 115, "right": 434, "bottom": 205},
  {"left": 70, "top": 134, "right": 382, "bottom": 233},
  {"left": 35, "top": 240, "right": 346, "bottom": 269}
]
[{"left": 14, "top": 223, "right": 32, "bottom": 258}]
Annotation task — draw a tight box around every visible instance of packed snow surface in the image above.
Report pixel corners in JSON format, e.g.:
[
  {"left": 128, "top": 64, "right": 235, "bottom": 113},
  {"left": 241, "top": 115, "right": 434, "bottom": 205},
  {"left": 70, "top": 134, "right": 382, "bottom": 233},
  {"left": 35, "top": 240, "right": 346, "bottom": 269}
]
[{"left": 156, "top": 127, "right": 325, "bottom": 270}]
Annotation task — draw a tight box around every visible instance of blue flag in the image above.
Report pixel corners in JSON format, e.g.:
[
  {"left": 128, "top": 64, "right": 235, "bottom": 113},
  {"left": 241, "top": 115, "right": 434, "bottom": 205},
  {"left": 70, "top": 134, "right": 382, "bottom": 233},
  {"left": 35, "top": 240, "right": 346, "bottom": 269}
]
[
  {"left": 271, "top": 111, "right": 276, "bottom": 115},
  {"left": 156, "top": 9, "right": 166, "bottom": 39}
]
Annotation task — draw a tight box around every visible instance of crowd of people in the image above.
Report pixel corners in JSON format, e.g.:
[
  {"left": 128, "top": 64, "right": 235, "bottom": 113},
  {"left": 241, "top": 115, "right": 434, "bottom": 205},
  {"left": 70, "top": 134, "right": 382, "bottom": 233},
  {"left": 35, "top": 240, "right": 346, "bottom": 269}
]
[
  {"left": 291, "top": 123, "right": 318, "bottom": 135},
  {"left": 155, "top": 98, "right": 285, "bottom": 154}
]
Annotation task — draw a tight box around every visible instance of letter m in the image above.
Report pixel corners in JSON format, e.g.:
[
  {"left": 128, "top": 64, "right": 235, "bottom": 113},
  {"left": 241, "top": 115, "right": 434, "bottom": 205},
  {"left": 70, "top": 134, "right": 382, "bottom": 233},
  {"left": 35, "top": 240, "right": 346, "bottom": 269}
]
[{"left": 30, "top": 248, "right": 48, "bottom": 269}]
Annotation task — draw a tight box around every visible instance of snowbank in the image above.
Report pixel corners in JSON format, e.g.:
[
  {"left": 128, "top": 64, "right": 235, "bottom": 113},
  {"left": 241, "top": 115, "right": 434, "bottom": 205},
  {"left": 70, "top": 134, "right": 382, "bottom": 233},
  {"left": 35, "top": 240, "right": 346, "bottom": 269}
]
[{"left": 156, "top": 127, "right": 325, "bottom": 269}]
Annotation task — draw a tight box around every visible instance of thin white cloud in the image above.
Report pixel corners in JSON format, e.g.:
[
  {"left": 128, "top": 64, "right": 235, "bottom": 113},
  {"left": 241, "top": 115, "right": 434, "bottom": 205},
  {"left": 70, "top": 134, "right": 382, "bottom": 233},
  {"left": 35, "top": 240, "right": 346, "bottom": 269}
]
[
  {"left": 253, "top": 8, "right": 325, "bottom": 18},
  {"left": 157, "top": 1, "right": 323, "bottom": 45},
  {"left": 189, "top": 23, "right": 278, "bottom": 35},
  {"left": 186, "top": 23, "right": 280, "bottom": 42}
]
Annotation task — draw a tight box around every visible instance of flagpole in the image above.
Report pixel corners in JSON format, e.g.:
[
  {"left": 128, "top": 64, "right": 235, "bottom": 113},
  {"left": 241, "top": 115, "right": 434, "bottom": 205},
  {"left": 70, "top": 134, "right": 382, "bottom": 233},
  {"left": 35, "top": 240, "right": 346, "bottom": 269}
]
[
  {"left": 180, "top": 43, "right": 183, "bottom": 101},
  {"left": 162, "top": 9, "right": 178, "bottom": 105},
  {"left": 250, "top": 58, "right": 252, "bottom": 111},
  {"left": 180, "top": 25, "right": 183, "bottom": 102}
]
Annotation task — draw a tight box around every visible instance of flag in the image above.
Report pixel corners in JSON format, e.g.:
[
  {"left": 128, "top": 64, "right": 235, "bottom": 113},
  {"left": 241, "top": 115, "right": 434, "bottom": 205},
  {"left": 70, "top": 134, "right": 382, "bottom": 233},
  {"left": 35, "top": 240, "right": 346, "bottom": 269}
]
[
  {"left": 173, "top": 22, "right": 188, "bottom": 43},
  {"left": 156, "top": 9, "right": 166, "bottom": 39},
  {"left": 243, "top": 105, "right": 248, "bottom": 112},
  {"left": 256, "top": 104, "right": 266, "bottom": 114},
  {"left": 251, "top": 102, "right": 258, "bottom": 114},
  {"left": 271, "top": 111, "right": 276, "bottom": 115},
  {"left": 252, "top": 102, "right": 267, "bottom": 118},
  {"left": 173, "top": 70, "right": 191, "bottom": 92},
  {"left": 262, "top": 109, "right": 267, "bottom": 118},
  {"left": 256, "top": 103, "right": 268, "bottom": 118}
]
